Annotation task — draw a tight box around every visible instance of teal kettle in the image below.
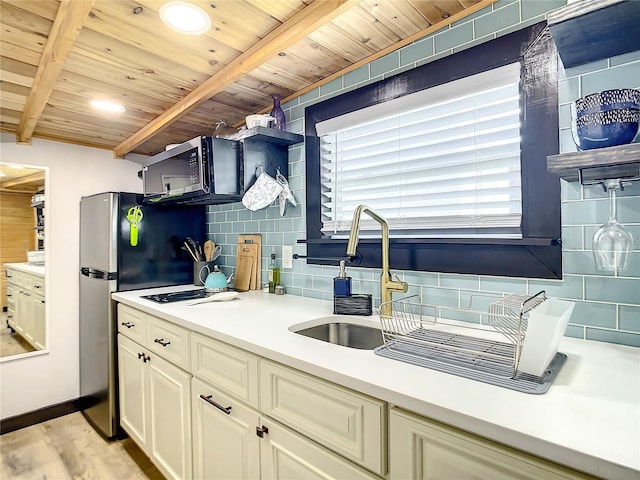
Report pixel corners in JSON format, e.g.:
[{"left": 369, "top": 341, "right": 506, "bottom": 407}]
[{"left": 204, "top": 266, "right": 232, "bottom": 293}]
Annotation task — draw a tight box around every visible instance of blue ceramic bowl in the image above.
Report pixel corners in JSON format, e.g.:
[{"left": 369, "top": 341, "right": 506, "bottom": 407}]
[
  {"left": 573, "top": 108, "right": 639, "bottom": 150},
  {"left": 574, "top": 88, "right": 640, "bottom": 117}
]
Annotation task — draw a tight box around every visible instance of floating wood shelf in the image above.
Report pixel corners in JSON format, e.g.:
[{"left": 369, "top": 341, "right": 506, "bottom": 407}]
[
  {"left": 227, "top": 127, "right": 303, "bottom": 146},
  {"left": 547, "top": 143, "right": 640, "bottom": 182},
  {"left": 547, "top": 0, "right": 640, "bottom": 68}
]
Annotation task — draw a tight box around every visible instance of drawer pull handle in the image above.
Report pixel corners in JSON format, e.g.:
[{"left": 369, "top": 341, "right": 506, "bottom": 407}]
[
  {"left": 199, "top": 394, "right": 232, "bottom": 415},
  {"left": 121, "top": 322, "right": 135, "bottom": 328},
  {"left": 154, "top": 338, "right": 171, "bottom": 347},
  {"left": 256, "top": 425, "right": 269, "bottom": 438},
  {"left": 137, "top": 352, "right": 150, "bottom": 362}
]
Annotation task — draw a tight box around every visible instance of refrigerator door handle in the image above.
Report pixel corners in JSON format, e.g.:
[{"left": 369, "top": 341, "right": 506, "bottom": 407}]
[{"left": 80, "top": 268, "right": 118, "bottom": 280}]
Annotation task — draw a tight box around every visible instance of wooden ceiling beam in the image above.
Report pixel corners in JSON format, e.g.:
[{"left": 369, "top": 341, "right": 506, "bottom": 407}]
[
  {"left": 16, "top": 0, "right": 95, "bottom": 145},
  {"left": 1, "top": 171, "right": 45, "bottom": 189},
  {"left": 114, "top": 0, "right": 360, "bottom": 158}
]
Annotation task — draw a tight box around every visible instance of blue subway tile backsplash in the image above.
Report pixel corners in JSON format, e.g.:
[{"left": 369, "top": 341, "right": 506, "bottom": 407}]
[
  {"left": 521, "top": 0, "right": 565, "bottom": 20},
  {"left": 208, "top": 0, "right": 639, "bottom": 349},
  {"left": 370, "top": 52, "right": 400, "bottom": 77},
  {"left": 581, "top": 61, "right": 640, "bottom": 95},
  {"left": 400, "top": 37, "right": 434, "bottom": 66},
  {"left": 434, "top": 23, "right": 474, "bottom": 53},
  {"left": 474, "top": 2, "right": 520, "bottom": 38}
]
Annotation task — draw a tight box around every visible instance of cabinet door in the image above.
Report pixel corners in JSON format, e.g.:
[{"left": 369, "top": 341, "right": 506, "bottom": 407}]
[
  {"left": 389, "top": 408, "right": 593, "bottom": 480},
  {"left": 260, "top": 418, "right": 378, "bottom": 480},
  {"left": 260, "top": 360, "right": 386, "bottom": 475},
  {"left": 191, "top": 377, "right": 260, "bottom": 480},
  {"left": 118, "top": 334, "right": 148, "bottom": 449},
  {"left": 13, "top": 290, "right": 28, "bottom": 336},
  {"left": 147, "top": 352, "right": 192, "bottom": 480},
  {"left": 31, "top": 294, "right": 46, "bottom": 349}
]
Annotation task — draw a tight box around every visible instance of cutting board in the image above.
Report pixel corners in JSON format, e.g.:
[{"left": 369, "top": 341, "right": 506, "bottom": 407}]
[
  {"left": 234, "top": 253, "right": 253, "bottom": 292},
  {"left": 237, "top": 234, "right": 261, "bottom": 290}
]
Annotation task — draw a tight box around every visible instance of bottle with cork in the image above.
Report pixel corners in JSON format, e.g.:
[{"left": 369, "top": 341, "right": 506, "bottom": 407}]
[{"left": 268, "top": 247, "right": 280, "bottom": 294}]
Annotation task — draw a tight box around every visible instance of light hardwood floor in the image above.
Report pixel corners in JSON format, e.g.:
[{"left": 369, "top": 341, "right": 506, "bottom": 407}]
[
  {"left": 0, "top": 412, "right": 165, "bottom": 480},
  {"left": 0, "top": 313, "right": 36, "bottom": 358}
]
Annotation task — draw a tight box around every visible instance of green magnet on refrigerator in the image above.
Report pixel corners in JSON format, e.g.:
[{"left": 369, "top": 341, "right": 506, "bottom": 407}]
[{"left": 126, "top": 205, "right": 143, "bottom": 246}]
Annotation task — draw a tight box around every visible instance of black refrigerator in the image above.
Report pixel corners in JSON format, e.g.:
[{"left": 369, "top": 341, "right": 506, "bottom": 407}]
[{"left": 79, "top": 192, "right": 204, "bottom": 438}]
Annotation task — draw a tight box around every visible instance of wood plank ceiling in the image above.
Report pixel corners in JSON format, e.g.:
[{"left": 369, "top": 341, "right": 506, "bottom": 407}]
[{"left": 1, "top": 0, "right": 492, "bottom": 157}]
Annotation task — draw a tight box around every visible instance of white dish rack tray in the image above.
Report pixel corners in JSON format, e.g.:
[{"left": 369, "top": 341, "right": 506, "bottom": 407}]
[{"left": 375, "top": 291, "right": 574, "bottom": 393}]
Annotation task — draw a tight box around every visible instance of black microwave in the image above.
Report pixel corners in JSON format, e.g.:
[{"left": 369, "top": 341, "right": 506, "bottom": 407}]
[{"left": 142, "top": 136, "right": 241, "bottom": 205}]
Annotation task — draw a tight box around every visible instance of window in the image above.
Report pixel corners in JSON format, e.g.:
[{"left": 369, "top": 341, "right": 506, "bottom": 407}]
[
  {"left": 317, "top": 64, "right": 522, "bottom": 240},
  {"left": 305, "top": 22, "right": 563, "bottom": 279}
]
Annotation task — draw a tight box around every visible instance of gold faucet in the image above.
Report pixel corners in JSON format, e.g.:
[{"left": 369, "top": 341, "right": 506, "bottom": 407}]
[{"left": 346, "top": 205, "right": 408, "bottom": 317}]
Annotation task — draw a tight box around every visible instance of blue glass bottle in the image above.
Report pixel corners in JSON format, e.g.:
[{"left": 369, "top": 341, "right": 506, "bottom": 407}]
[
  {"left": 270, "top": 94, "right": 286, "bottom": 131},
  {"left": 333, "top": 260, "right": 352, "bottom": 296}
]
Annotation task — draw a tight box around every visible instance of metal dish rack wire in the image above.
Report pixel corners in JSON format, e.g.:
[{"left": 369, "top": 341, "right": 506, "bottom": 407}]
[{"left": 377, "top": 291, "right": 547, "bottom": 380}]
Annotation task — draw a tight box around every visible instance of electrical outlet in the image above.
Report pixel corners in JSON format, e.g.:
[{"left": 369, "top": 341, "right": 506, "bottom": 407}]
[{"left": 282, "top": 245, "right": 293, "bottom": 269}]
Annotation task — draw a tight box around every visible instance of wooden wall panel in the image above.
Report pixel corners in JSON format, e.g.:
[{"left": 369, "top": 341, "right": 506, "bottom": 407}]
[{"left": 0, "top": 191, "right": 35, "bottom": 309}]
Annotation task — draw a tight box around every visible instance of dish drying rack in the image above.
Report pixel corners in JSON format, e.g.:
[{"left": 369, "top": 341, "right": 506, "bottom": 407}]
[{"left": 374, "top": 291, "right": 568, "bottom": 394}]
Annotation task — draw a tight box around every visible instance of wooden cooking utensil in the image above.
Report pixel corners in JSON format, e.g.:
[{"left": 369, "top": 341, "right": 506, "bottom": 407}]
[{"left": 203, "top": 240, "right": 215, "bottom": 261}]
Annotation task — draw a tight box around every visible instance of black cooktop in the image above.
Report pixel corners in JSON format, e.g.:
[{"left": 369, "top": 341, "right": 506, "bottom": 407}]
[{"left": 142, "top": 289, "right": 208, "bottom": 303}]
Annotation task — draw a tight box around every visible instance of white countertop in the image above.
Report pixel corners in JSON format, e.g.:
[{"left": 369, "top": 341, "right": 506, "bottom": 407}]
[
  {"left": 113, "top": 286, "right": 640, "bottom": 480},
  {"left": 4, "top": 262, "right": 45, "bottom": 277}
]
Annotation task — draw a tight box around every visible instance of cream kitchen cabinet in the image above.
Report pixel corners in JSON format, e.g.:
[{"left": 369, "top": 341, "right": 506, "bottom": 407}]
[
  {"left": 191, "top": 375, "right": 379, "bottom": 480},
  {"left": 118, "top": 333, "right": 148, "bottom": 447},
  {"left": 117, "top": 304, "right": 192, "bottom": 480},
  {"left": 260, "top": 359, "right": 387, "bottom": 476},
  {"left": 191, "top": 376, "right": 261, "bottom": 480},
  {"left": 6, "top": 266, "right": 45, "bottom": 350},
  {"left": 389, "top": 407, "right": 595, "bottom": 480},
  {"left": 259, "top": 417, "right": 379, "bottom": 480},
  {"left": 190, "top": 330, "right": 383, "bottom": 480},
  {"left": 6, "top": 282, "right": 16, "bottom": 330}
]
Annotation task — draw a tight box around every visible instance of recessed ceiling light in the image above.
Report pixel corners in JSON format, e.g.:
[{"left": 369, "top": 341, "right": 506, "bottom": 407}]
[
  {"left": 90, "top": 100, "right": 126, "bottom": 113},
  {"left": 160, "top": 1, "right": 211, "bottom": 35}
]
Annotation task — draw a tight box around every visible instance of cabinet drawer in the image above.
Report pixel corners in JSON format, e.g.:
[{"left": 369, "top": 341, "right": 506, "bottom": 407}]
[
  {"left": 25, "top": 274, "right": 45, "bottom": 295},
  {"left": 6, "top": 284, "right": 16, "bottom": 307},
  {"left": 260, "top": 360, "right": 387, "bottom": 476},
  {"left": 147, "top": 315, "right": 190, "bottom": 370},
  {"left": 9, "top": 271, "right": 26, "bottom": 289},
  {"left": 117, "top": 304, "right": 147, "bottom": 344},
  {"left": 389, "top": 408, "right": 594, "bottom": 480},
  {"left": 260, "top": 417, "right": 380, "bottom": 480},
  {"left": 191, "top": 332, "right": 259, "bottom": 409},
  {"left": 9, "top": 270, "right": 20, "bottom": 284}
]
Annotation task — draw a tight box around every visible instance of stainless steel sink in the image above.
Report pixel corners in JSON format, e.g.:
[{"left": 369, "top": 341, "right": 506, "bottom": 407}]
[{"left": 291, "top": 319, "right": 383, "bottom": 350}]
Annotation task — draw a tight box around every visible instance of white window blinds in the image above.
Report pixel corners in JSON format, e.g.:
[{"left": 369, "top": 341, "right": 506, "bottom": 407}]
[{"left": 317, "top": 63, "right": 522, "bottom": 239}]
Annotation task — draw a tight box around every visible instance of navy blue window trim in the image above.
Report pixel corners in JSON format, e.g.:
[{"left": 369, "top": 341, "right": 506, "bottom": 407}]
[{"left": 304, "top": 22, "right": 562, "bottom": 280}]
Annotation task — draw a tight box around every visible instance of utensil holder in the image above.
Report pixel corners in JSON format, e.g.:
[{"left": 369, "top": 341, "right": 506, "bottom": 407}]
[{"left": 193, "top": 261, "right": 216, "bottom": 286}]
